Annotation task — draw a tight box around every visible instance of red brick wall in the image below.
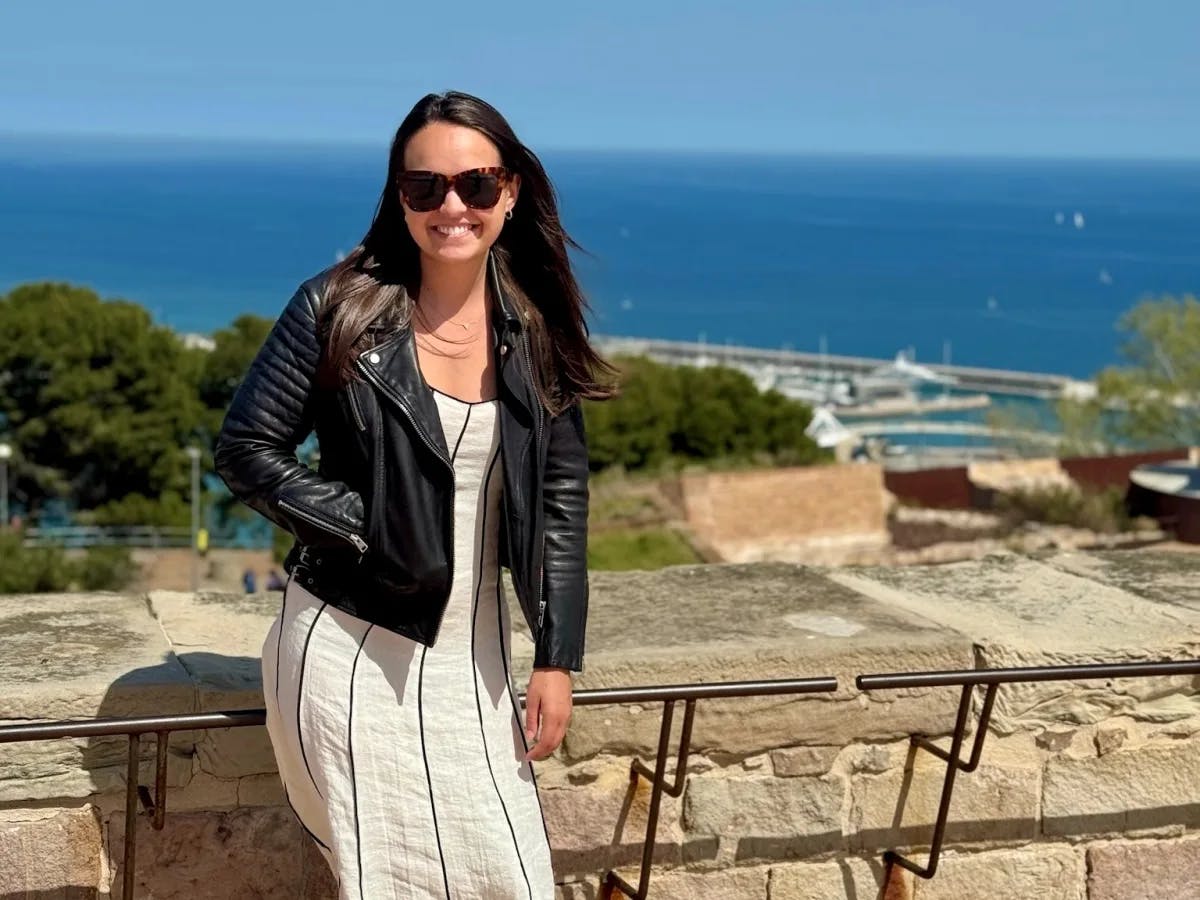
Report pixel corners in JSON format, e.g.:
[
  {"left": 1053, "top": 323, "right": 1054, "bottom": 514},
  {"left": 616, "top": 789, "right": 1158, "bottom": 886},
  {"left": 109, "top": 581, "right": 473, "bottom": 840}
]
[
  {"left": 884, "top": 467, "right": 972, "bottom": 509},
  {"left": 1062, "top": 449, "right": 1187, "bottom": 490}
]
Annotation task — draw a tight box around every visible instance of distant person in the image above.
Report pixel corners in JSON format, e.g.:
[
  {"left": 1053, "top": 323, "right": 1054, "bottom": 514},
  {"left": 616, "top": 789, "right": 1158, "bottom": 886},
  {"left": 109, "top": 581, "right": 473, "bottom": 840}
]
[
  {"left": 265, "top": 568, "right": 285, "bottom": 591},
  {"left": 214, "top": 92, "right": 614, "bottom": 895},
  {"left": 196, "top": 527, "right": 209, "bottom": 557},
  {"left": 241, "top": 568, "right": 256, "bottom": 594}
]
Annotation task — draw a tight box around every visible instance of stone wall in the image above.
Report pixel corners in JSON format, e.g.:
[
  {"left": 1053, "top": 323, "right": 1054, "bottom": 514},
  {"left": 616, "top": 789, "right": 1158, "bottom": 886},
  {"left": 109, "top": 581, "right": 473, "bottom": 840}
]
[
  {"left": 679, "top": 464, "right": 891, "bottom": 564},
  {"left": 1, "top": 550, "right": 1199, "bottom": 898}
]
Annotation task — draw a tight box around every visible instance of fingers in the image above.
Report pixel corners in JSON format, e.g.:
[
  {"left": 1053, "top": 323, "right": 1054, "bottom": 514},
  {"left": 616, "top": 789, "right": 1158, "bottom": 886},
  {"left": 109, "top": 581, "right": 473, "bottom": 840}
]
[
  {"left": 522, "top": 669, "right": 574, "bottom": 762},
  {"left": 524, "top": 708, "right": 568, "bottom": 761},
  {"left": 524, "top": 688, "right": 540, "bottom": 744}
]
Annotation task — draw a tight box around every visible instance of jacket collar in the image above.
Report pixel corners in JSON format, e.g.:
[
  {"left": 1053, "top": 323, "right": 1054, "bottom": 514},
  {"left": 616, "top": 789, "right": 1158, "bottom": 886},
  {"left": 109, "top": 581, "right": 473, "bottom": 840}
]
[
  {"left": 487, "top": 250, "right": 523, "bottom": 338},
  {"left": 358, "top": 252, "right": 538, "bottom": 432}
]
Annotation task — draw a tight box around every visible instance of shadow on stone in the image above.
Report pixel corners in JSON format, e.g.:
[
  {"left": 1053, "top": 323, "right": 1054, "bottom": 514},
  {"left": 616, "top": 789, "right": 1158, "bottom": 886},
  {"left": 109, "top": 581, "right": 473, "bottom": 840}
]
[
  {"left": 1043, "top": 803, "right": 1200, "bottom": 837},
  {"left": 734, "top": 829, "right": 844, "bottom": 863},
  {"left": 87, "top": 649, "right": 315, "bottom": 898}
]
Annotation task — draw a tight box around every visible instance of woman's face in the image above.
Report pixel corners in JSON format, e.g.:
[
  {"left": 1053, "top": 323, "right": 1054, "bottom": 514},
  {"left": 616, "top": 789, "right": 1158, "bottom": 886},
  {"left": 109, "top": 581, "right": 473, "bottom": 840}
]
[{"left": 400, "top": 121, "right": 520, "bottom": 267}]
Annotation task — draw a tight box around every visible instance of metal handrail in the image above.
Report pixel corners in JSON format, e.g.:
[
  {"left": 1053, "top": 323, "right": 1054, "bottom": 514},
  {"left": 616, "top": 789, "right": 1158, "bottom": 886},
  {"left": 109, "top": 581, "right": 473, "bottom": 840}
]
[
  {"left": 857, "top": 658, "right": 1200, "bottom": 690},
  {"left": 856, "top": 657, "right": 1200, "bottom": 880},
  {"left": 0, "top": 675, "right": 838, "bottom": 900}
]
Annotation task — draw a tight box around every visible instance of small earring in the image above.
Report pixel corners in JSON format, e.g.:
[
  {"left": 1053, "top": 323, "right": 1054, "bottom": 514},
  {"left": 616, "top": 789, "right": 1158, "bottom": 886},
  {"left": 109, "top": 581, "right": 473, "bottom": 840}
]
[{"left": 505, "top": 208, "right": 514, "bottom": 221}]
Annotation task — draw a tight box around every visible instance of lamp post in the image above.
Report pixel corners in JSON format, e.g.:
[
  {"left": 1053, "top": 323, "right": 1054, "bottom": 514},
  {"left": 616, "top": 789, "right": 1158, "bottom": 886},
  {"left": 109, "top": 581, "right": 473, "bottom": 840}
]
[
  {"left": 0, "top": 442, "right": 11, "bottom": 530},
  {"left": 186, "top": 446, "right": 201, "bottom": 592}
]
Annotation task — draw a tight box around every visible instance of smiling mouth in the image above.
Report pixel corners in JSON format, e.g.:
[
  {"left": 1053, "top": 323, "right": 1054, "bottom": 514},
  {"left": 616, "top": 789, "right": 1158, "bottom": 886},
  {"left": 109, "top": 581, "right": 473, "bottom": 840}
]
[{"left": 432, "top": 224, "right": 480, "bottom": 237}]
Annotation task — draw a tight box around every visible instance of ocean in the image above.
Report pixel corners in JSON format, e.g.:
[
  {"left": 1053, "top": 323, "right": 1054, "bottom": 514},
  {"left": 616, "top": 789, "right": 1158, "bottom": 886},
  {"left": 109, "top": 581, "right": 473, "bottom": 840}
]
[{"left": 3, "top": 136, "right": 1200, "bottom": 379}]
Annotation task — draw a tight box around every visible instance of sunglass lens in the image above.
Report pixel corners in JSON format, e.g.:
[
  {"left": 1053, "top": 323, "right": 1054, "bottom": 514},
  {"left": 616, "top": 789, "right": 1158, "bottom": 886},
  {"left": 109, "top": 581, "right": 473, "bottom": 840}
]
[
  {"left": 399, "top": 174, "right": 445, "bottom": 212},
  {"left": 458, "top": 171, "right": 502, "bottom": 209}
]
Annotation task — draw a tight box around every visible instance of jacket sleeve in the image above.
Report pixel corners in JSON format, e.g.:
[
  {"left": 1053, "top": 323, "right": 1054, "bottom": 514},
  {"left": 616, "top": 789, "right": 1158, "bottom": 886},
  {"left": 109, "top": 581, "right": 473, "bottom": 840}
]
[
  {"left": 535, "top": 400, "right": 590, "bottom": 671},
  {"left": 213, "top": 283, "right": 367, "bottom": 552}
]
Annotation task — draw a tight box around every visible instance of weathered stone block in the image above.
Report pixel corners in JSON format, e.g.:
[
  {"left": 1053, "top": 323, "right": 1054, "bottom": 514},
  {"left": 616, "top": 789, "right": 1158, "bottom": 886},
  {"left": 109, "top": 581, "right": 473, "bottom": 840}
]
[
  {"left": 237, "top": 771, "right": 287, "bottom": 807},
  {"left": 0, "top": 593, "right": 197, "bottom": 802},
  {"left": 1087, "top": 837, "right": 1200, "bottom": 900},
  {"left": 768, "top": 857, "right": 890, "bottom": 900},
  {"left": 683, "top": 772, "right": 844, "bottom": 860},
  {"left": 193, "top": 725, "right": 277, "bottom": 779},
  {"left": 611, "top": 864, "right": 769, "bottom": 899},
  {"left": 772, "top": 849, "right": 1085, "bottom": 900},
  {"left": 1095, "top": 723, "right": 1129, "bottom": 756},
  {"left": 164, "top": 769, "right": 240, "bottom": 812},
  {"left": 1043, "top": 549, "right": 1200, "bottom": 614},
  {"left": 301, "top": 832, "right": 338, "bottom": 900},
  {"left": 1043, "top": 741, "right": 1200, "bottom": 836},
  {"left": 0, "top": 807, "right": 101, "bottom": 896},
  {"left": 848, "top": 754, "right": 1040, "bottom": 850},
  {"left": 912, "top": 845, "right": 1085, "bottom": 900},
  {"left": 833, "top": 556, "right": 1200, "bottom": 733},
  {"left": 771, "top": 746, "right": 840, "bottom": 777},
  {"left": 106, "top": 806, "right": 304, "bottom": 899},
  {"left": 555, "top": 878, "right": 598, "bottom": 900},
  {"left": 561, "top": 564, "right": 970, "bottom": 761},
  {"left": 149, "top": 591, "right": 282, "bottom": 780},
  {"left": 539, "top": 759, "right": 708, "bottom": 878}
]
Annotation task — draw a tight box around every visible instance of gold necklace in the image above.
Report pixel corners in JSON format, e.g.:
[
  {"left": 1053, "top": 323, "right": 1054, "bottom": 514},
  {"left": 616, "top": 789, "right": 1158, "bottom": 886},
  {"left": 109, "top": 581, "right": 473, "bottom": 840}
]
[{"left": 414, "top": 301, "right": 487, "bottom": 338}]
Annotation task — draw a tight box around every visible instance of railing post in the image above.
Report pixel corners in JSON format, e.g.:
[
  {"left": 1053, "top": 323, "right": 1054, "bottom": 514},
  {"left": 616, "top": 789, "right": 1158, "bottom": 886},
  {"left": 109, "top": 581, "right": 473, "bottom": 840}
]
[
  {"left": 605, "top": 699, "right": 678, "bottom": 900},
  {"left": 124, "top": 734, "right": 139, "bottom": 899}
]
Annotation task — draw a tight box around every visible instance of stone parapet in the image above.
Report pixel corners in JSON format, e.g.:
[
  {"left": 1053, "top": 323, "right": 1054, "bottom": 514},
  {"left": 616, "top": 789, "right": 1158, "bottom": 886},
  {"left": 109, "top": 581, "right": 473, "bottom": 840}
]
[{"left": 0, "top": 550, "right": 1197, "bottom": 897}]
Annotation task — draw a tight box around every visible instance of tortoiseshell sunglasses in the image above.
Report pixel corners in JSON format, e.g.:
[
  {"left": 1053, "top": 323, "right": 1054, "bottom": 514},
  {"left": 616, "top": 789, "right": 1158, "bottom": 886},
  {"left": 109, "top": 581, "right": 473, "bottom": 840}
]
[{"left": 396, "top": 166, "right": 512, "bottom": 212}]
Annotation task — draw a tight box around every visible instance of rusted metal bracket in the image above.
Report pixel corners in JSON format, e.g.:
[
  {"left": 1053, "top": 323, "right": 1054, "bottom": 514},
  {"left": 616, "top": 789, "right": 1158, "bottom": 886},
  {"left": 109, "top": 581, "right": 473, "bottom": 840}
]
[{"left": 857, "top": 658, "right": 1200, "bottom": 881}]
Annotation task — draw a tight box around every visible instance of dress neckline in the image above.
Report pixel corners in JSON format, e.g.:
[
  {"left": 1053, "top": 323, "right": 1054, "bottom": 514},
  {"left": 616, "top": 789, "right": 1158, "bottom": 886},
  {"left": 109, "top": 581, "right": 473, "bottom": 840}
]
[{"left": 430, "top": 386, "right": 497, "bottom": 406}]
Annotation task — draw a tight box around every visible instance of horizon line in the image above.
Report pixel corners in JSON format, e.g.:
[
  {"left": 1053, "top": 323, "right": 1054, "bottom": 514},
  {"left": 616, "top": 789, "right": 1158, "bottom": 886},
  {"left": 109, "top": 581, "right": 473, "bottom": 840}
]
[{"left": 3, "top": 128, "right": 1200, "bottom": 166}]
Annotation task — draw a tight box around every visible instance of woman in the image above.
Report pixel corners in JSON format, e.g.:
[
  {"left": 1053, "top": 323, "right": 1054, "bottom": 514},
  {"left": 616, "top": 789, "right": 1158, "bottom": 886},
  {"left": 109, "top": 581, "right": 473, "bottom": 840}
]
[{"left": 214, "top": 91, "right": 614, "bottom": 899}]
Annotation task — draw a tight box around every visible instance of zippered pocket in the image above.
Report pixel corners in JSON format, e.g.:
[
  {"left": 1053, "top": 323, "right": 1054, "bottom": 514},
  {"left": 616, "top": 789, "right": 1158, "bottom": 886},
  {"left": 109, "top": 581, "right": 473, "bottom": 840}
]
[
  {"left": 277, "top": 497, "right": 368, "bottom": 554},
  {"left": 535, "top": 533, "right": 547, "bottom": 631}
]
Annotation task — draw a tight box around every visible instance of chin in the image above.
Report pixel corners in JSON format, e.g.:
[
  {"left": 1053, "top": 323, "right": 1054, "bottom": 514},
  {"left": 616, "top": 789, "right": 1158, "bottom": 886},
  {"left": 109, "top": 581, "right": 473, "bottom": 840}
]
[{"left": 422, "top": 241, "right": 491, "bottom": 264}]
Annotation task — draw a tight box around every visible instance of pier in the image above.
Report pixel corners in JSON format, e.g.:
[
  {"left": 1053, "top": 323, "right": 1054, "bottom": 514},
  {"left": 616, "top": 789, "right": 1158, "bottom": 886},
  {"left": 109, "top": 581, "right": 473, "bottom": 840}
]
[{"left": 593, "top": 335, "right": 1093, "bottom": 400}]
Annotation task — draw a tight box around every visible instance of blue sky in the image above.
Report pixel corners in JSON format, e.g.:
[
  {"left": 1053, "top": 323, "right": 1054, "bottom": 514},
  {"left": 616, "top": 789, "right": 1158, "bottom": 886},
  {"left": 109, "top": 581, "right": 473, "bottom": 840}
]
[{"left": 2, "top": 0, "right": 1198, "bottom": 157}]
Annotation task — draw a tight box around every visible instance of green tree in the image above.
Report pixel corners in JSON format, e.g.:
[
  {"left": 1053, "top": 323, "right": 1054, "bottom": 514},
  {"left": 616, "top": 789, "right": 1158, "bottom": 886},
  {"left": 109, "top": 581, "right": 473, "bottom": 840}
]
[
  {"left": 584, "top": 356, "right": 681, "bottom": 471},
  {"left": 1053, "top": 395, "right": 1118, "bottom": 458},
  {"left": 674, "top": 365, "right": 762, "bottom": 459},
  {"left": 199, "top": 314, "right": 274, "bottom": 412},
  {"left": 759, "top": 389, "right": 823, "bottom": 466},
  {"left": 584, "top": 355, "right": 825, "bottom": 472},
  {"left": 1097, "top": 294, "right": 1200, "bottom": 449},
  {"left": 0, "top": 282, "right": 208, "bottom": 515}
]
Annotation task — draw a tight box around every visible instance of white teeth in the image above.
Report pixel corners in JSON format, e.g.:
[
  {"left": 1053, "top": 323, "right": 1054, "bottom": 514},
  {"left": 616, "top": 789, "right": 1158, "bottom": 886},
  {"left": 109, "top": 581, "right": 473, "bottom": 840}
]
[{"left": 434, "top": 225, "right": 475, "bottom": 236}]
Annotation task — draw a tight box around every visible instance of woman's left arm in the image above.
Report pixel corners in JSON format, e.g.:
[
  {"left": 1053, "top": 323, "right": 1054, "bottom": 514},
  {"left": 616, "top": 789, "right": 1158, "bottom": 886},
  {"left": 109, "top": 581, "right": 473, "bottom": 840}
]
[{"left": 524, "top": 401, "right": 589, "bottom": 761}]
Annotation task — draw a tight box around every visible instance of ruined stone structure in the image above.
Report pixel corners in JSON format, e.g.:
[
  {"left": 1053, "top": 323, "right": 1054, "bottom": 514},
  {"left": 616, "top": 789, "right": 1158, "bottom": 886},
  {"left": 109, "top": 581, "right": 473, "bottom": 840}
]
[{"left": 1, "top": 550, "right": 1199, "bottom": 899}]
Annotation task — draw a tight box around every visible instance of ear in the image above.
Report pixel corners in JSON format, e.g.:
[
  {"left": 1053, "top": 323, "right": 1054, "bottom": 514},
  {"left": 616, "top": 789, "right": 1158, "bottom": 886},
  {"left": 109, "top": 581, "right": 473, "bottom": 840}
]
[{"left": 506, "top": 173, "right": 521, "bottom": 213}]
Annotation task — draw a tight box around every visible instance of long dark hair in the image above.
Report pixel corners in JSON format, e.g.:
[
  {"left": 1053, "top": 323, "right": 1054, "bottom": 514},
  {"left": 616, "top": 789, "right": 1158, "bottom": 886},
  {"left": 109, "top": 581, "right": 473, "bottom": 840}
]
[{"left": 318, "top": 91, "right": 616, "bottom": 413}]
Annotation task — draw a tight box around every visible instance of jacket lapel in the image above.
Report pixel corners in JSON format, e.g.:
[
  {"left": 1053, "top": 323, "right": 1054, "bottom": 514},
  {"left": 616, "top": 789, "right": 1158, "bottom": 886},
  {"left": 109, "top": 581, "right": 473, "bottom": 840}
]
[{"left": 357, "top": 327, "right": 451, "bottom": 463}]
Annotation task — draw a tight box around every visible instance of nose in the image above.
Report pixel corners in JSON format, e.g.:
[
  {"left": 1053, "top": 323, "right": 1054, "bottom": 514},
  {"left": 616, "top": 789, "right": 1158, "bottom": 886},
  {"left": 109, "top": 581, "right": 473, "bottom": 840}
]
[{"left": 441, "top": 187, "right": 468, "bottom": 214}]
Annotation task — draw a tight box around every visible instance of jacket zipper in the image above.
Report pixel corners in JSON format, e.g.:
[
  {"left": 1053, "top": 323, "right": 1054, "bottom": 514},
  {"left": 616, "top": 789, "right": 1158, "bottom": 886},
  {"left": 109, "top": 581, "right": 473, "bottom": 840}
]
[
  {"left": 277, "top": 497, "right": 368, "bottom": 555},
  {"left": 536, "top": 534, "right": 547, "bottom": 632},
  {"left": 346, "top": 387, "right": 367, "bottom": 431},
  {"left": 357, "top": 356, "right": 456, "bottom": 644},
  {"left": 521, "top": 329, "right": 547, "bottom": 636}
]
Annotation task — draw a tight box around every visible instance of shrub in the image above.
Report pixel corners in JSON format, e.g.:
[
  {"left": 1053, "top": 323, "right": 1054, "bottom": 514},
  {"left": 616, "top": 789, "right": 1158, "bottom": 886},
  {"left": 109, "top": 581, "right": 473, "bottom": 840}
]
[
  {"left": 997, "top": 484, "right": 1130, "bottom": 533},
  {"left": 0, "top": 531, "right": 137, "bottom": 593},
  {"left": 77, "top": 546, "right": 137, "bottom": 591},
  {"left": 0, "top": 531, "right": 75, "bottom": 593},
  {"left": 587, "top": 527, "right": 701, "bottom": 571}
]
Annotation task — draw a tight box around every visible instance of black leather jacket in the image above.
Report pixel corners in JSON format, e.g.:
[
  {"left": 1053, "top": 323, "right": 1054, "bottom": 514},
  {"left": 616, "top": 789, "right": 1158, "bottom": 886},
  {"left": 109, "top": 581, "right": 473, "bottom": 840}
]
[{"left": 213, "top": 265, "right": 590, "bottom": 671}]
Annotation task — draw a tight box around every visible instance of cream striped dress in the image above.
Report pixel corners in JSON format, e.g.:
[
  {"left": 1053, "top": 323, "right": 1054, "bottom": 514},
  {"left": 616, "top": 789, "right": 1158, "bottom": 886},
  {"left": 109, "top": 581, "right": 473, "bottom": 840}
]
[{"left": 260, "top": 390, "right": 555, "bottom": 899}]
